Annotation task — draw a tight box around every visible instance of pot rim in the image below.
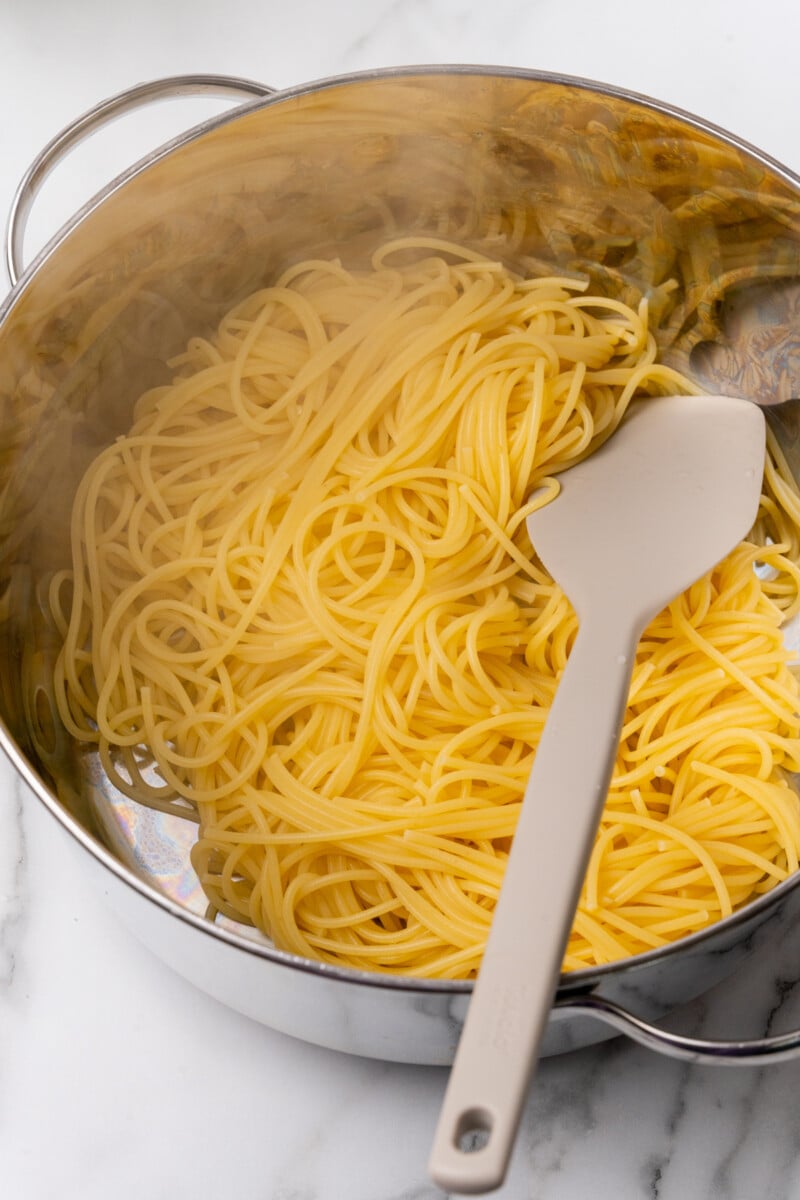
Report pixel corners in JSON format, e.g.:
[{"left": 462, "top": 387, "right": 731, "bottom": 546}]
[
  {"left": 3, "top": 62, "right": 800, "bottom": 998},
  {"left": 5, "top": 61, "right": 800, "bottom": 314}
]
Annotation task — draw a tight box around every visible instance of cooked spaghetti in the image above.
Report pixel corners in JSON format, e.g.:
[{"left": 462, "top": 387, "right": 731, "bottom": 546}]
[{"left": 50, "top": 237, "right": 800, "bottom": 978}]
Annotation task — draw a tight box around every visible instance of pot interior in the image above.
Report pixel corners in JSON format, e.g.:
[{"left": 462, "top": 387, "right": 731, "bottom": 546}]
[{"left": 2, "top": 68, "right": 800, "bottom": 984}]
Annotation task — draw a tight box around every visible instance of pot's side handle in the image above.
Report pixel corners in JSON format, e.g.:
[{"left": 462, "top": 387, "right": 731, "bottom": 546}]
[
  {"left": 556, "top": 993, "right": 800, "bottom": 1064},
  {"left": 5, "top": 74, "right": 275, "bottom": 288}
]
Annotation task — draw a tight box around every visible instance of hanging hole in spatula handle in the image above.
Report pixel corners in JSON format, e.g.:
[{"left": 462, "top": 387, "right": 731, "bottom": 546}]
[
  {"left": 4, "top": 73, "right": 276, "bottom": 287},
  {"left": 455, "top": 1108, "right": 494, "bottom": 1153}
]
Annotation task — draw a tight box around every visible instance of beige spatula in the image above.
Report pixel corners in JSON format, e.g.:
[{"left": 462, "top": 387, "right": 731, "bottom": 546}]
[{"left": 429, "top": 393, "right": 766, "bottom": 1194}]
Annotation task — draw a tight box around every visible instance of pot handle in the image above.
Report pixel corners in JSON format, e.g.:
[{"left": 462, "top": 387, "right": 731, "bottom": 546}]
[
  {"left": 555, "top": 993, "right": 800, "bottom": 1064},
  {"left": 4, "top": 73, "right": 275, "bottom": 288}
]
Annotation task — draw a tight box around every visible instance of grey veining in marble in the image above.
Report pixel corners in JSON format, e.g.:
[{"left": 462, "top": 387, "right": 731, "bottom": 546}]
[
  {"left": 0, "top": 771, "right": 27, "bottom": 993},
  {"left": 3, "top": 3, "right": 800, "bottom": 1199}
]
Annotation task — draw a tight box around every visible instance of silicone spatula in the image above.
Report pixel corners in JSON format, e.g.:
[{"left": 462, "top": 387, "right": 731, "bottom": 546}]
[{"left": 429, "top": 393, "right": 766, "bottom": 1194}]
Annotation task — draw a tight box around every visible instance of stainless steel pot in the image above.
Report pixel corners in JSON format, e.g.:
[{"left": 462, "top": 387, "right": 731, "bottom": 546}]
[{"left": 3, "top": 66, "right": 800, "bottom": 1068}]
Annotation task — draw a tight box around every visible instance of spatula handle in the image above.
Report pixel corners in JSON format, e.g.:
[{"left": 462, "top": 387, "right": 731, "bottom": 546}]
[{"left": 429, "top": 617, "right": 639, "bottom": 1194}]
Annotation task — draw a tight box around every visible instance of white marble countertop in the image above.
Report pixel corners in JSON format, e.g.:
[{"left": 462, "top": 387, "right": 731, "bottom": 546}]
[{"left": 3, "top": 3, "right": 800, "bottom": 1197}]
